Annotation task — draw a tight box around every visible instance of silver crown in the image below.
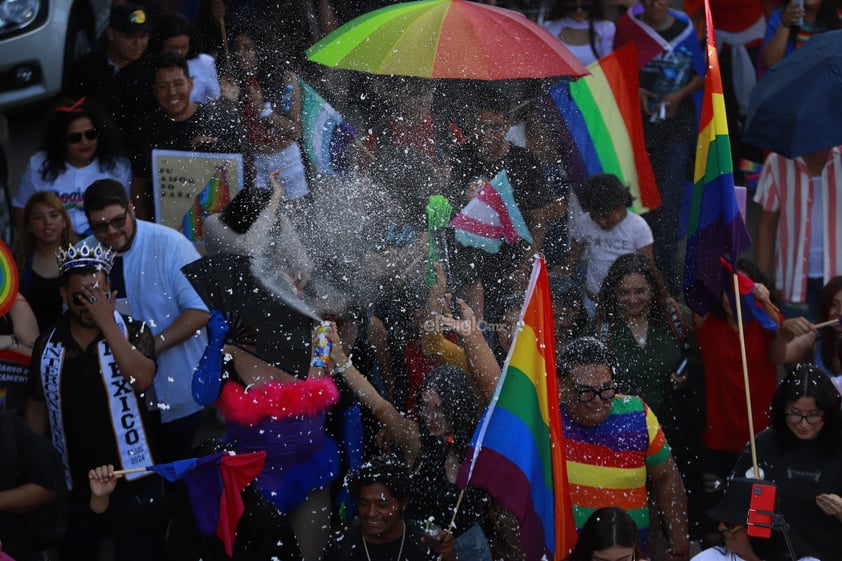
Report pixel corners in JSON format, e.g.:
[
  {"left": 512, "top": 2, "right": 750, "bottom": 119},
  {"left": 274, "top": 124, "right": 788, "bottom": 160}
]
[{"left": 56, "top": 242, "right": 116, "bottom": 275}]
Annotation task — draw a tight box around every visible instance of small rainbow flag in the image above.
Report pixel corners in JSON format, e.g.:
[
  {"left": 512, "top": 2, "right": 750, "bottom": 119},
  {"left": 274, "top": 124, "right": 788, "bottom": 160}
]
[
  {"left": 550, "top": 43, "right": 660, "bottom": 214},
  {"left": 0, "top": 240, "right": 19, "bottom": 317},
  {"left": 182, "top": 167, "right": 231, "bottom": 241},
  {"left": 457, "top": 255, "right": 577, "bottom": 560},
  {"left": 683, "top": 0, "right": 751, "bottom": 314}
]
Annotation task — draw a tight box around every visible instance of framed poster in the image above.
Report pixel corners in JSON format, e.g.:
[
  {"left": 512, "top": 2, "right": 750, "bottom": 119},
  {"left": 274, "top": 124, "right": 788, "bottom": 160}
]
[{"left": 151, "top": 150, "right": 244, "bottom": 241}]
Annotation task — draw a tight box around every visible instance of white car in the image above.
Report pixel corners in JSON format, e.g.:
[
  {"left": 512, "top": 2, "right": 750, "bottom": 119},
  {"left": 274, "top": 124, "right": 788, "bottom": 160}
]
[{"left": 0, "top": 0, "right": 110, "bottom": 110}]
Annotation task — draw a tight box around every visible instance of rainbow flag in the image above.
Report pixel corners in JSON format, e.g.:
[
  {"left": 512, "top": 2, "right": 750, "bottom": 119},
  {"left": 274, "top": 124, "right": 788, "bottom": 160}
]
[
  {"left": 449, "top": 170, "right": 533, "bottom": 254},
  {"left": 182, "top": 167, "right": 231, "bottom": 241},
  {"left": 550, "top": 43, "right": 660, "bottom": 214},
  {"left": 457, "top": 255, "right": 576, "bottom": 561},
  {"left": 298, "top": 79, "right": 356, "bottom": 176},
  {"left": 683, "top": 0, "right": 751, "bottom": 314},
  {"left": 0, "top": 240, "right": 19, "bottom": 317}
]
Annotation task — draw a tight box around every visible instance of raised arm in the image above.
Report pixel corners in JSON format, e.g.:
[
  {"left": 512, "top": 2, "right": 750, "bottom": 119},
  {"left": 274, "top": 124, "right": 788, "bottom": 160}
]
[{"left": 327, "top": 324, "right": 422, "bottom": 466}]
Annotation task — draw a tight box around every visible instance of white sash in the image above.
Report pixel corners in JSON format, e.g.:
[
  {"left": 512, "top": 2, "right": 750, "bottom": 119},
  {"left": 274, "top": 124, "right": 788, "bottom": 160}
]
[
  {"left": 41, "top": 313, "right": 154, "bottom": 489},
  {"left": 628, "top": 6, "right": 696, "bottom": 54}
]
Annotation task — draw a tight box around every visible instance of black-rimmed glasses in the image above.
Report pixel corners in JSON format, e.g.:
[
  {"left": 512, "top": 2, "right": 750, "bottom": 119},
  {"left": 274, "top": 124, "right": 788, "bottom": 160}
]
[
  {"left": 575, "top": 384, "right": 617, "bottom": 403},
  {"left": 785, "top": 411, "right": 824, "bottom": 425},
  {"left": 90, "top": 209, "right": 129, "bottom": 234}
]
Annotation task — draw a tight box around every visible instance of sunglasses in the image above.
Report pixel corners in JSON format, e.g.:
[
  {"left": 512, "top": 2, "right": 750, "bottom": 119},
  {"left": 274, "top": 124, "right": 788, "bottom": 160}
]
[
  {"left": 717, "top": 522, "right": 745, "bottom": 536},
  {"left": 68, "top": 129, "right": 99, "bottom": 143},
  {"left": 90, "top": 208, "right": 129, "bottom": 234}
]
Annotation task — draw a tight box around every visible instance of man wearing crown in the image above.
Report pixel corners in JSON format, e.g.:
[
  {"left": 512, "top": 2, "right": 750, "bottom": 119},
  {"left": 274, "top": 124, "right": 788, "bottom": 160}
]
[{"left": 25, "top": 241, "right": 166, "bottom": 560}]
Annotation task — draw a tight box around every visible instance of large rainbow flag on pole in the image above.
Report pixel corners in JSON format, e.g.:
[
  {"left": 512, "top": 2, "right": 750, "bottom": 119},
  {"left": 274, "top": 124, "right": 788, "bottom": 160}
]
[
  {"left": 550, "top": 43, "right": 660, "bottom": 214},
  {"left": 457, "top": 255, "right": 576, "bottom": 561},
  {"left": 682, "top": 0, "right": 751, "bottom": 314}
]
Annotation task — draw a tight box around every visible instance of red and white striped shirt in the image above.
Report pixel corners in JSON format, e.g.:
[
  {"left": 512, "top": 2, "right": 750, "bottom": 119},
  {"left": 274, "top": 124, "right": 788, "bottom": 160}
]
[{"left": 754, "top": 147, "right": 842, "bottom": 303}]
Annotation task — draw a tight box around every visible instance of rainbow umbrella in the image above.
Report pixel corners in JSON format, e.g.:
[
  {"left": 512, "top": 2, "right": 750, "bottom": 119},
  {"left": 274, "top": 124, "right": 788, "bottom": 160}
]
[
  {"left": 306, "top": 0, "right": 588, "bottom": 80},
  {"left": 0, "top": 240, "right": 19, "bottom": 317}
]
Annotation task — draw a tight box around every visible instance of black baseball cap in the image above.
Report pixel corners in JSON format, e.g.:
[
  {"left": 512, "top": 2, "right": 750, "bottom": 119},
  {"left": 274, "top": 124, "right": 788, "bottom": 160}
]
[{"left": 109, "top": 4, "right": 151, "bottom": 34}]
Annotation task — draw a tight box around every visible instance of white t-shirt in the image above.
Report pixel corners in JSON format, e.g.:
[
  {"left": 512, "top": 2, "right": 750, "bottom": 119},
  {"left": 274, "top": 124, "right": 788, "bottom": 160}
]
[
  {"left": 692, "top": 549, "right": 818, "bottom": 561},
  {"left": 13, "top": 151, "right": 132, "bottom": 236},
  {"left": 572, "top": 210, "right": 654, "bottom": 294}
]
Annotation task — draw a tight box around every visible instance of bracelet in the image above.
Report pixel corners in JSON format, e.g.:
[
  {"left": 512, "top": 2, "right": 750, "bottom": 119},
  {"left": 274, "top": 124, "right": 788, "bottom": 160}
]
[{"left": 334, "top": 354, "right": 353, "bottom": 374}]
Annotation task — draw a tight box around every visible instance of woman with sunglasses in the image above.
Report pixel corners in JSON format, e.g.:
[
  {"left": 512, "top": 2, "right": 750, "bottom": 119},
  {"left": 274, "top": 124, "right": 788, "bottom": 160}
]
[
  {"left": 731, "top": 364, "right": 842, "bottom": 561},
  {"left": 12, "top": 97, "right": 130, "bottom": 238},
  {"left": 543, "top": 0, "right": 615, "bottom": 66}
]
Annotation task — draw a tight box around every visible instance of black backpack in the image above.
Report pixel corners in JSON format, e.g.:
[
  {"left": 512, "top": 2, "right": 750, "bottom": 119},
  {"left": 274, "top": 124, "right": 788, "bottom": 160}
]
[{"left": 0, "top": 413, "right": 69, "bottom": 551}]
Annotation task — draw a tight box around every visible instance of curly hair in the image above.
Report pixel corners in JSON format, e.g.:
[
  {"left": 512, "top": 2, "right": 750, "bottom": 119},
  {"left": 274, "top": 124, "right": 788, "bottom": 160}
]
[
  {"left": 594, "top": 252, "right": 671, "bottom": 326},
  {"left": 347, "top": 454, "right": 411, "bottom": 504},
  {"left": 39, "top": 98, "right": 124, "bottom": 183},
  {"left": 770, "top": 363, "right": 842, "bottom": 453}
]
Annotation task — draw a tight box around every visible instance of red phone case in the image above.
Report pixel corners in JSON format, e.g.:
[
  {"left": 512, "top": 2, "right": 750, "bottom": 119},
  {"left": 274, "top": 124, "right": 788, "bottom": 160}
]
[{"left": 746, "top": 482, "right": 776, "bottom": 538}]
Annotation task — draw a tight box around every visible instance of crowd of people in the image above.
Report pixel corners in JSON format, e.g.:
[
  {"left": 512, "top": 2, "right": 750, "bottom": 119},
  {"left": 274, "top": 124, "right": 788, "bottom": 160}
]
[{"left": 2, "top": 0, "right": 842, "bottom": 560}]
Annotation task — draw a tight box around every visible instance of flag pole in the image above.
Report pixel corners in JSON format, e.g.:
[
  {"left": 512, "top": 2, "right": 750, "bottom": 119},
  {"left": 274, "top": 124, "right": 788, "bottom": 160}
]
[
  {"left": 112, "top": 467, "right": 147, "bottom": 476},
  {"left": 814, "top": 317, "right": 842, "bottom": 329},
  {"left": 733, "top": 272, "right": 760, "bottom": 478}
]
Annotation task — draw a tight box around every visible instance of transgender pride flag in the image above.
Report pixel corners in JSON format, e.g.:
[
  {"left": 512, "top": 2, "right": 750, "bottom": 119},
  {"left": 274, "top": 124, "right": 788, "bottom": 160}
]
[
  {"left": 298, "top": 79, "right": 356, "bottom": 176},
  {"left": 449, "top": 170, "right": 533, "bottom": 254}
]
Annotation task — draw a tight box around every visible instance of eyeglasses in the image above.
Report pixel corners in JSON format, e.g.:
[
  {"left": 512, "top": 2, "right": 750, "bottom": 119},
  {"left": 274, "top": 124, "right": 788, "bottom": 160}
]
[
  {"left": 785, "top": 411, "right": 824, "bottom": 425},
  {"left": 575, "top": 384, "right": 617, "bottom": 403},
  {"left": 90, "top": 208, "right": 129, "bottom": 234},
  {"left": 68, "top": 129, "right": 99, "bottom": 143},
  {"left": 717, "top": 522, "right": 745, "bottom": 536}
]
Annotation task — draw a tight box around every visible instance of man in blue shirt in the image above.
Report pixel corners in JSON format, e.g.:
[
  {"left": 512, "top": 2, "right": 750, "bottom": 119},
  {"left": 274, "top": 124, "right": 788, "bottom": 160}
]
[{"left": 83, "top": 178, "right": 208, "bottom": 462}]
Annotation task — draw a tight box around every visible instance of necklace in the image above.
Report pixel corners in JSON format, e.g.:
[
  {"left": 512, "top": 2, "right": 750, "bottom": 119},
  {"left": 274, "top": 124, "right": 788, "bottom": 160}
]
[{"left": 362, "top": 520, "right": 406, "bottom": 561}]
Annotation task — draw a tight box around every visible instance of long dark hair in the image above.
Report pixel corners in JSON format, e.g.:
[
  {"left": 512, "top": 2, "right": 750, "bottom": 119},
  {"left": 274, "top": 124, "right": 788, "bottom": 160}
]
[
  {"left": 817, "top": 277, "right": 842, "bottom": 373},
  {"left": 415, "top": 366, "right": 480, "bottom": 456},
  {"left": 565, "top": 506, "right": 644, "bottom": 561},
  {"left": 548, "top": 0, "right": 608, "bottom": 62},
  {"left": 770, "top": 363, "right": 842, "bottom": 453},
  {"left": 781, "top": 0, "right": 841, "bottom": 45},
  {"left": 595, "top": 252, "right": 671, "bottom": 326},
  {"left": 222, "top": 24, "right": 292, "bottom": 101},
  {"left": 39, "top": 98, "right": 124, "bottom": 183}
]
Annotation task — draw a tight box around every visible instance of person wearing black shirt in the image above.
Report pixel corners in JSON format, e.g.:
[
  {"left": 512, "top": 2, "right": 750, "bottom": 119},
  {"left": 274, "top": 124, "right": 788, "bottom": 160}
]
[{"left": 130, "top": 51, "right": 245, "bottom": 219}]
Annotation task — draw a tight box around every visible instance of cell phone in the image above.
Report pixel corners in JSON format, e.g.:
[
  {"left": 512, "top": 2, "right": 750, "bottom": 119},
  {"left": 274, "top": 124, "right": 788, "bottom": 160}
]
[{"left": 746, "top": 481, "right": 777, "bottom": 538}]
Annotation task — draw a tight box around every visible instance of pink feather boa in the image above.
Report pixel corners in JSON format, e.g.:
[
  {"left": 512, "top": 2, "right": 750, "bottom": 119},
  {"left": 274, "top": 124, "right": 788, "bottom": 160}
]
[{"left": 216, "top": 376, "right": 340, "bottom": 425}]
